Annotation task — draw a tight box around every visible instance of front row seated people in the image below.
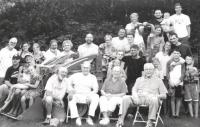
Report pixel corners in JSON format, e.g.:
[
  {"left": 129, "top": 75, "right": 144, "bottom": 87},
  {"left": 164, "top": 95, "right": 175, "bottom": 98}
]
[
  {"left": 116, "top": 63, "right": 168, "bottom": 127},
  {"left": 99, "top": 66, "right": 127, "bottom": 125},
  {"left": 68, "top": 61, "right": 99, "bottom": 126}
]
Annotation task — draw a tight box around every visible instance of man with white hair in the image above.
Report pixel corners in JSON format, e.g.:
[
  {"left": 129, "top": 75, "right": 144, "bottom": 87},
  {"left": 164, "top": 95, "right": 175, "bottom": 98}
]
[
  {"left": 0, "top": 37, "right": 18, "bottom": 84},
  {"left": 42, "top": 67, "right": 68, "bottom": 125},
  {"left": 116, "top": 63, "right": 168, "bottom": 127},
  {"left": 68, "top": 61, "right": 99, "bottom": 126}
]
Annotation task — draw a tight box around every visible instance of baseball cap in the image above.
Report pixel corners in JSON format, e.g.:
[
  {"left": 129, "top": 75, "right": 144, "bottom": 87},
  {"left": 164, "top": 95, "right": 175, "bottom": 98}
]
[{"left": 12, "top": 54, "right": 21, "bottom": 60}]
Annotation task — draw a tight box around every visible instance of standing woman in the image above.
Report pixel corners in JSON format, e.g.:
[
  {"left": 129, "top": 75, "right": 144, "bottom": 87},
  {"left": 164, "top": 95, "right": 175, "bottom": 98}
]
[
  {"left": 32, "top": 43, "right": 45, "bottom": 64},
  {"left": 147, "top": 25, "right": 165, "bottom": 56},
  {"left": 155, "top": 42, "right": 171, "bottom": 115},
  {"left": 18, "top": 42, "right": 32, "bottom": 65}
]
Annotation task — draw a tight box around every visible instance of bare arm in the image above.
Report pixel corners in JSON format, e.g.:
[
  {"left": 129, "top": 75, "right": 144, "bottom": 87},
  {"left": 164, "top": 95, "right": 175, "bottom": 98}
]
[{"left": 186, "top": 25, "right": 191, "bottom": 37}]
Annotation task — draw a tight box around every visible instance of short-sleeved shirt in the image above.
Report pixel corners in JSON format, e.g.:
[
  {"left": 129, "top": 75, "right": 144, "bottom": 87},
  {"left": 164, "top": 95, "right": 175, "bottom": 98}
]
[
  {"left": 68, "top": 73, "right": 99, "bottom": 94},
  {"left": 101, "top": 78, "right": 127, "bottom": 94},
  {"left": 78, "top": 43, "right": 99, "bottom": 58},
  {"left": 4, "top": 65, "right": 20, "bottom": 84},
  {"left": 111, "top": 37, "right": 130, "bottom": 52},
  {"left": 169, "top": 14, "right": 191, "bottom": 38},
  {"left": 45, "top": 74, "right": 68, "bottom": 99},
  {"left": 122, "top": 56, "right": 146, "bottom": 83},
  {"left": 132, "top": 77, "right": 168, "bottom": 96},
  {"left": 43, "top": 49, "right": 62, "bottom": 62}
]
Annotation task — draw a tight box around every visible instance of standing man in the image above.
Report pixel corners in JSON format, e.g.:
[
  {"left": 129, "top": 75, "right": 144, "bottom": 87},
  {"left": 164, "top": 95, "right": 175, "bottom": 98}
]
[
  {"left": 78, "top": 33, "right": 99, "bottom": 58},
  {"left": 111, "top": 28, "right": 130, "bottom": 53},
  {"left": 122, "top": 45, "right": 146, "bottom": 95},
  {"left": 169, "top": 32, "right": 192, "bottom": 58},
  {"left": 42, "top": 67, "right": 68, "bottom": 125},
  {"left": 68, "top": 61, "right": 99, "bottom": 126},
  {"left": 0, "top": 37, "right": 18, "bottom": 84},
  {"left": 169, "top": 3, "right": 191, "bottom": 45},
  {"left": 149, "top": 9, "right": 163, "bottom": 27}
]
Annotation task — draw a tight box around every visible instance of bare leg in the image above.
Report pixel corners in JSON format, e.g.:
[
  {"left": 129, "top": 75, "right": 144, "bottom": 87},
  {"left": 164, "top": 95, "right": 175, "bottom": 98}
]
[
  {"left": 194, "top": 101, "right": 199, "bottom": 118},
  {"left": 188, "top": 101, "right": 193, "bottom": 117},
  {"left": 21, "top": 96, "right": 27, "bottom": 112},
  {"left": 175, "top": 98, "right": 182, "bottom": 117},
  {"left": 171, "top": 96, "right": 175, "bottom": 116},
  {"left": 29, "top": 97, "right": 34, "bottom": 107}
]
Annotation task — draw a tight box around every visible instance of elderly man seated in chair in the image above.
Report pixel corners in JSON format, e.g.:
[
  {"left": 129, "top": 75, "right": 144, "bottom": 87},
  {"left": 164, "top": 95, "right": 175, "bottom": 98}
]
[
  {"left": 116, "top": 63, "right": 168, "bottom": 127},
  {"left": 68, "top": 61, "right": 99, "bottom": 126}
]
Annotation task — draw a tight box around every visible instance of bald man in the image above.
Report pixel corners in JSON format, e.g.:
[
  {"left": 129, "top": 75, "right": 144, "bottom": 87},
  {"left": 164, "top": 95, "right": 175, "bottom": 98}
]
[
  {"left": 0, "top": 37, "right": 18, "bottom": 84},
  {"left": 68, "top": 61, "right": 99, "bottom": 126},
  {"left": 116, "top": 63, "right": 168, "bottom": 127},
  {"left": 42, "top": 67, "right": 68, "bottom": 125}
]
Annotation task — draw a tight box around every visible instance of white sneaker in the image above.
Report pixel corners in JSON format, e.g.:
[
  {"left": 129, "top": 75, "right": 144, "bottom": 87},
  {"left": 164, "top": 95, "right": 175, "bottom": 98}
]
[
  {"left": 75, "top": 117, "right": 82, "bottom": 126},
  {"left": 86, "top": 117, "right": 94, "bottom": 125},
  {"left": 99, "top": 118, "right": 110, "bottom": 125}
]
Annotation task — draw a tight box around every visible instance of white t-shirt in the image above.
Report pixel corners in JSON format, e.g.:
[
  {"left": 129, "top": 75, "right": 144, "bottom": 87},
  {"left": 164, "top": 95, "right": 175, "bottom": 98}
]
[
  {"left": 78, "top": 43, "right": 99, "bottom": 58},
  {"left": 68, "top": 73, "right": 98, "bottom": 94},
  {"left": 45, "top": 74, "right": 68, "bottom": 100},
  {"left": 43, "top": 49, "right": 62, "bottom": 62},
  {"left": 111, "top": 37, "right": 130, "bottom": 52},
  {"left": 169, "top": 14, "right": 191, "bottom": 38},
  {"left": 155, "top": 52, "right": 171, "bottom": 77},
  {"left": 0, "top": 47, "right": 18, "bottom": 77}
]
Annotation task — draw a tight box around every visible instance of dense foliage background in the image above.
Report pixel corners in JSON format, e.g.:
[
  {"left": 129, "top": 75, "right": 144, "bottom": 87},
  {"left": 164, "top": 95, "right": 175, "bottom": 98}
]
[{"left": 0, "top": 0, "right": 199, "bottom": 51}]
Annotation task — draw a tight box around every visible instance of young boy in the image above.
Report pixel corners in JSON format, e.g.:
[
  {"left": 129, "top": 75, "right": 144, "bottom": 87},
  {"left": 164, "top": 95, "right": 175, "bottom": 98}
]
[
  {"left": 184, "top": 56, "right": 199, "bottom": 118},
  {"left": 167, "top": 49, "right": 185, "bottom": 118}
]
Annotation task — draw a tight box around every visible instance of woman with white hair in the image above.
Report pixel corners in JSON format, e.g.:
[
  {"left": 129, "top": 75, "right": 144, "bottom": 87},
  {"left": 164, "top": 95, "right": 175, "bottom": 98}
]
[
  {"left": 61, "top": 40, "right": 78, "bottom": 63},
  {"left": 99, "top": 66, "right": 127, "bottom": 125}
]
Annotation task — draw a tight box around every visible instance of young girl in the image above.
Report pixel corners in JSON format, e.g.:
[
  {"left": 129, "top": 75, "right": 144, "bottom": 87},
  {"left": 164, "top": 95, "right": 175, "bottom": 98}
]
[
  {"left": 184, "top": 56, "right": 199, "bottom": 118},
  {"left": 107, "top": 51, "right": 126, "bottom": 81},
  {"left": 152, "top": 57, "right": 163, "bottom": 79},
  {"left": 147, "top": 25, "right": 165, "bottom": 56}
]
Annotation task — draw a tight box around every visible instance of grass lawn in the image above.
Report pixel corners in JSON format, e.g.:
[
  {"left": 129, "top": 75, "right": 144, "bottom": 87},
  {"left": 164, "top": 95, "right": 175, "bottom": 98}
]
[{"left": 0, "top": 114, "right": 200, "bottom": 127}]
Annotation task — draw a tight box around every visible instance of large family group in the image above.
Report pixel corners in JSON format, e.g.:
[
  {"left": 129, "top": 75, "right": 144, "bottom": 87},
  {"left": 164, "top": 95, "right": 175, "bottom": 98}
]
[{"left": 0, "top": 2, "right": 199, "bottom": 127}]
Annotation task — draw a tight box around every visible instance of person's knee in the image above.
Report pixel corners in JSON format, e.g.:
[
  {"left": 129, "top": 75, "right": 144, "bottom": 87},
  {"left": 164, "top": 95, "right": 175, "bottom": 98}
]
[
  {"left": 21, "top": 96, "right": 26, "bottom": 102},
  {"left": 45, "top": 96, "right": 53, "bottom": 104},
  {"left": 90, "top": 94, "right": 99, "bottom": 102},
  {"left": 15, "top": 89, "right": 21, "bottom": 94}
]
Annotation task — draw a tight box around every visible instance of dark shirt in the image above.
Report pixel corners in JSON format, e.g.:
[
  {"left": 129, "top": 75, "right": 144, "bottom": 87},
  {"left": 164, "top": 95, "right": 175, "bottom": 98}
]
[
  {"left": 171, "top": 44, "right": 192, "bottom": 58},
  {"left": 4, "top": 65, "right": 20, "bottom": 84},
  {"left": 122, "top": 56, "right": 146, "bottom": 83},
  {"left": 149, "top": 18, "right": 162, "bottom": 27}
]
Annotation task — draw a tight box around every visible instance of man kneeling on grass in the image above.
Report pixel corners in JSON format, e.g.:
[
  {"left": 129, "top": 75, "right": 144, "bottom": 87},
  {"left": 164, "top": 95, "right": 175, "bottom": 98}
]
[
  {"left": 116, "top": 63, "right": 168, "bottom": 127},
  {"left": 42, "top": 67, "right": 68, "bottom": 126}
]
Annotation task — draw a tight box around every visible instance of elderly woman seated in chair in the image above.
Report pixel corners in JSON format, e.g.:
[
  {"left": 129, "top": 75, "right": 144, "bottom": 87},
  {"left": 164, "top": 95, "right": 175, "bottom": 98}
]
[
  {"left": 116, "top": 63, "right": 168, "bottom": 127},
  {"left": 99, "top": 66, "right": 127, "bottom": 125}
]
